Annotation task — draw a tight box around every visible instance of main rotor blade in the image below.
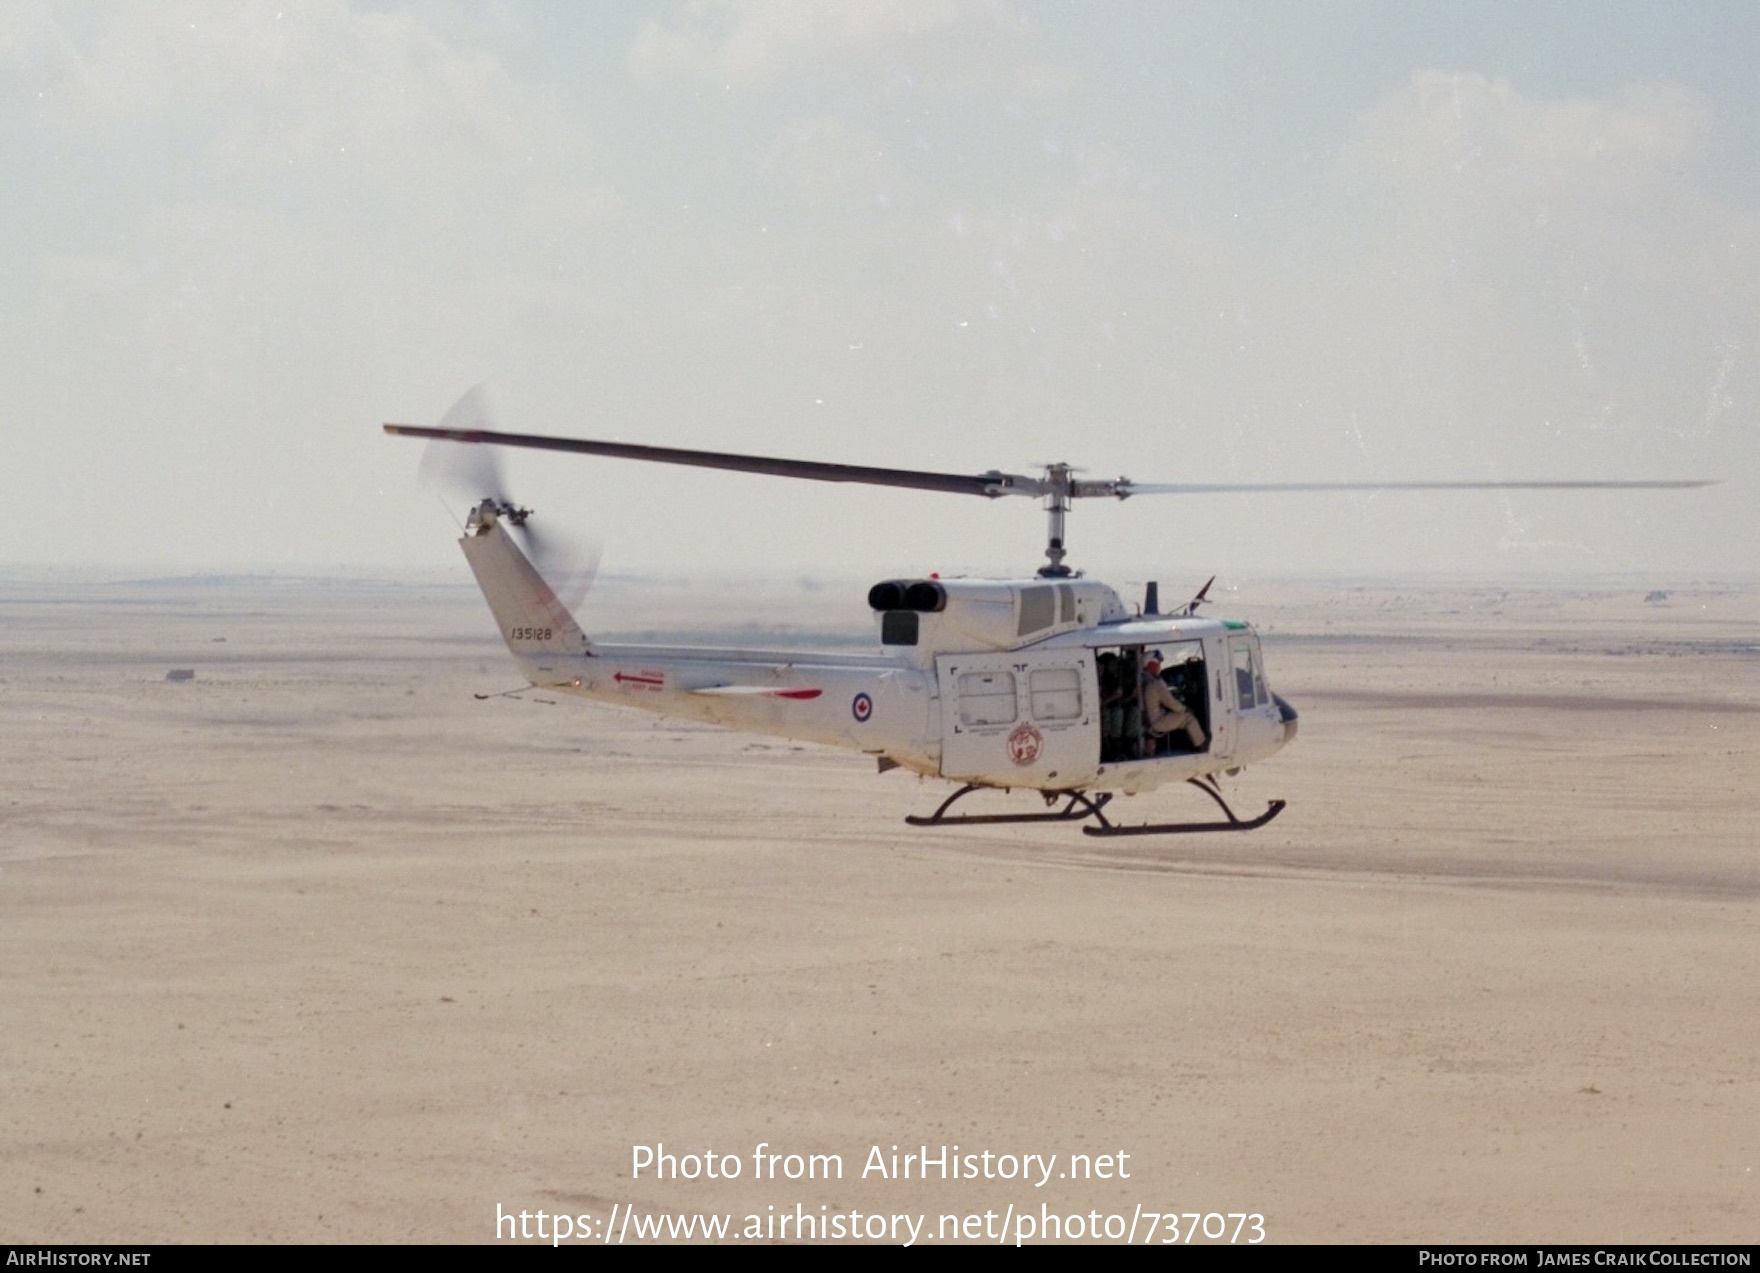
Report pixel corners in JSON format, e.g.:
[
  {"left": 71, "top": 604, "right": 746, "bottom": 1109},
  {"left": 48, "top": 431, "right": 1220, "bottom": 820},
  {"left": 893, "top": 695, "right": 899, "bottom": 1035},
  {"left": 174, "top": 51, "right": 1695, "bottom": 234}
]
[
  {"left": 1120, "top": 479, "right": 1715, "bottom": 495},
  {"left": 385, "top": 418, "right": 1715, "bottom": 502},
  {"left": 383, "top": 424, "right": 1033, "bottom": 498}
]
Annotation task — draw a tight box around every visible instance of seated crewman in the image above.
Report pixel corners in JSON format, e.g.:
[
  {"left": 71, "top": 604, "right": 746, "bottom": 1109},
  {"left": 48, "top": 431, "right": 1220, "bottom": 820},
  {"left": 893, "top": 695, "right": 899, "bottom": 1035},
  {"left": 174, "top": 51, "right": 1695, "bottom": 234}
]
[{"left": 1141, "top": 653, "right": 1206, "bottom": 752}]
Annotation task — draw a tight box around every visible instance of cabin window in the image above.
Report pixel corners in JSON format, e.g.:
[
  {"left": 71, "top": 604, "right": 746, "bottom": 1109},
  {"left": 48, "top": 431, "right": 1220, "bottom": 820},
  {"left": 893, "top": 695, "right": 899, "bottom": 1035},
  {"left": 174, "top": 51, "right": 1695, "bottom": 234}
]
[
  {"left": 957, "top": 671, "right": 1017, "bottom": 727},
  {"left": 1017, "top": 586, "right": 1055, "bottom": 636},
  {"left": 1029, "top": 667, "right": 1082, "bottom": 721},
  {"left": 881, "top": 611, "right": 919, "bottom": 645},
  {"left": 1057, "top": 584, "right": 1076, "bottom": 623}
]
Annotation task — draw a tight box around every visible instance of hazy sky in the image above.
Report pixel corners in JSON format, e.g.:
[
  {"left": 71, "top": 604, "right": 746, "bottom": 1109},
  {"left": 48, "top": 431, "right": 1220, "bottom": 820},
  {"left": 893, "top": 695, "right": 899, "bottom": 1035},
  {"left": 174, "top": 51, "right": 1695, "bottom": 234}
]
[{"left": 4, "top": 1, "right": 1756, "bottom": 582}]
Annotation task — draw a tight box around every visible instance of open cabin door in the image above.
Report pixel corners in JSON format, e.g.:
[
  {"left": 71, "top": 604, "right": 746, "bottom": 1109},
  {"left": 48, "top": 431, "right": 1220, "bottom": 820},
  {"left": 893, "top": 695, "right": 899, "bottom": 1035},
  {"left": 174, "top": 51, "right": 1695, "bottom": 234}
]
[{"left": 936, "top": 651, "right": 1099, "bottom": 790}]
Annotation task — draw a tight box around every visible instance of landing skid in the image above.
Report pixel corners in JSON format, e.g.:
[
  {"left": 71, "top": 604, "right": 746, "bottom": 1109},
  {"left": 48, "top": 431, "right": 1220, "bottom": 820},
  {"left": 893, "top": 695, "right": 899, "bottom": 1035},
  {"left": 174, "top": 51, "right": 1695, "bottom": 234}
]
[
  {"left": 905, "top": 777, "right": 1284, "bottom": 836},
  {"left": 1082, "top": 776, "right": 1286, "bottom": 837}
]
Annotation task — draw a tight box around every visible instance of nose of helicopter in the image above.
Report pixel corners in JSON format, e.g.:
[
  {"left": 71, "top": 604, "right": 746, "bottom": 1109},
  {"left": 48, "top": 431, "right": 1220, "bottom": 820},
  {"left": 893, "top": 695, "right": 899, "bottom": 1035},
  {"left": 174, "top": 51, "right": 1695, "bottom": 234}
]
[{"left": 1273, "top": 693, "right": 1299, "bottom": 745}]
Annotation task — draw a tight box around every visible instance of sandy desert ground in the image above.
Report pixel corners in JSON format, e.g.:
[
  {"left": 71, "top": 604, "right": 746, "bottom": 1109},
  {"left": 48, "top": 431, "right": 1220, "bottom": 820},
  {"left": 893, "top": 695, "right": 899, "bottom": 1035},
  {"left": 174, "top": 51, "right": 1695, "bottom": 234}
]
[{"left": 3, "top": 572, "right": 1756, "bottom": 1244}]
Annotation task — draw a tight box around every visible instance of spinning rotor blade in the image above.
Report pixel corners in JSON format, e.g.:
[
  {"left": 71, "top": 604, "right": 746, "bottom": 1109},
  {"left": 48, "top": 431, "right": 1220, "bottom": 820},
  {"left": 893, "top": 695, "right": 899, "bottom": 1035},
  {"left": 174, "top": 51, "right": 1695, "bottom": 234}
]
[
  {"left": 406, "top": 389, "right": 602, "bottom": 610},
  {"left": 383, "top": 423, "right": 1038, "bottom": 499},
  {"left": 415, "top": 387, "right": 509, "bottom": 504},
  {"left": 517, "top": 518, "right": 601, "bottom": 614},
  {"left": 388, "top": 418, "right": 1714, "bottom": 501},
  {"left": 386, "top": 400, "right": 1713, "bottom": 579}
]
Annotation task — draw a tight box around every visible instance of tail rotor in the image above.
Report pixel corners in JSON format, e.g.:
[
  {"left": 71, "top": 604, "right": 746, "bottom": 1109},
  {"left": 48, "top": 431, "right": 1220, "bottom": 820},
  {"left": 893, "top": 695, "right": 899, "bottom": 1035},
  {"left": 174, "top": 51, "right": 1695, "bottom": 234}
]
[{"left": 413, "top": 387, "right": 601, "bottom": 611}]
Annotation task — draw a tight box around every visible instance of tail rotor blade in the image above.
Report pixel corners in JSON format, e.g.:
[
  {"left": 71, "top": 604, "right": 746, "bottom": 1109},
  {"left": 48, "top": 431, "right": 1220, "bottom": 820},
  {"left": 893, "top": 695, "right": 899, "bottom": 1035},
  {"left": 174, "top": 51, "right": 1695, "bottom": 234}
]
[
  {"left": 515, "top": 517, "right": 602, "bottom": 613},
  {"left": 417, "top": 386, "right": 508, "bottom": 502},
  {"left": 398, "top": 387, "right": 602, "bottom": 608}
]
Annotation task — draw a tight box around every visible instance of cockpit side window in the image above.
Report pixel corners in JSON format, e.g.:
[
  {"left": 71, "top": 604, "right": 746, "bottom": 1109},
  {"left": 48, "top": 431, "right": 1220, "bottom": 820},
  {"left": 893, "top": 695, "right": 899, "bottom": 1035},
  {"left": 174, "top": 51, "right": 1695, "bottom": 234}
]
[{"left": 1230, "top": 639, "right": 1260, "bottom": 710}]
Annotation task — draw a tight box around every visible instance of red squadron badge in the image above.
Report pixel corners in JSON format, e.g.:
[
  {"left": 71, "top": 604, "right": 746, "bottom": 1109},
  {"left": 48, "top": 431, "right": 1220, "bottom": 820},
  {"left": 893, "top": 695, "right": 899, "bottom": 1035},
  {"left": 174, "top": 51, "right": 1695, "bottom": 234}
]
[{"left": 1007, "top": 722, "right": 1044, "bottom": 766}]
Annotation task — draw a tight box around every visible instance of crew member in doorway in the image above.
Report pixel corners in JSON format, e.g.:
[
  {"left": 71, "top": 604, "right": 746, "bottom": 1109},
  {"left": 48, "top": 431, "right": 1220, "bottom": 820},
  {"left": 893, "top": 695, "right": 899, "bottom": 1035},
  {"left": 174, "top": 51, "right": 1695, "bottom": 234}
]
[{"left": 1142, "top": 652, "right": 1206, "bottom": 753}]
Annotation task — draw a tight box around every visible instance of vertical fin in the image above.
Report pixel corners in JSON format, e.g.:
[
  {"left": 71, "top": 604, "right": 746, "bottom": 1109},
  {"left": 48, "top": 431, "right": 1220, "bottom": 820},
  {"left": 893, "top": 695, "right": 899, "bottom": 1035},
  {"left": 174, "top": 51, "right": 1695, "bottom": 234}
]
[{"left": 458, "top": 518, "right": 593, "bottom": 658}]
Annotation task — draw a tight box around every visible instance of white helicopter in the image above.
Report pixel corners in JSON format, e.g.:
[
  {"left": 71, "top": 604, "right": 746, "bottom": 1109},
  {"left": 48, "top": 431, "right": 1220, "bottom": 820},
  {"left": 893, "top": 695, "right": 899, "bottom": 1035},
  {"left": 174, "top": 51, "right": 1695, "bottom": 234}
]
[{"left": 386, "top": 400, "right": 1708, "bottom": 836}]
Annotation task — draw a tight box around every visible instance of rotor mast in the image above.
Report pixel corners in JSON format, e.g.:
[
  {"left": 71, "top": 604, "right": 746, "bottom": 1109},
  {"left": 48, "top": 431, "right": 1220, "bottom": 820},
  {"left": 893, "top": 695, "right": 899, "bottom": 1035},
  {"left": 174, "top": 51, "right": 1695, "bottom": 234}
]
[
  {"left": 1039, "top": 465, "right": 1141, "bottom": 578},
  {"left": 1039, "top": 464, "right": 1070, "bottom": 577}
]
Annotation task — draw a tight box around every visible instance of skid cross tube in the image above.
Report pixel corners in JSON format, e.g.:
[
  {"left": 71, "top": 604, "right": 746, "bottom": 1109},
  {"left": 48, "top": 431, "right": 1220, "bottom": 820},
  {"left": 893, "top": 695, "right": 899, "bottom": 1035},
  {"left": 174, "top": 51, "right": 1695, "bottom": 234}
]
[{"left": 905, "top": 785, "right": 1113, "bottom": 827}]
